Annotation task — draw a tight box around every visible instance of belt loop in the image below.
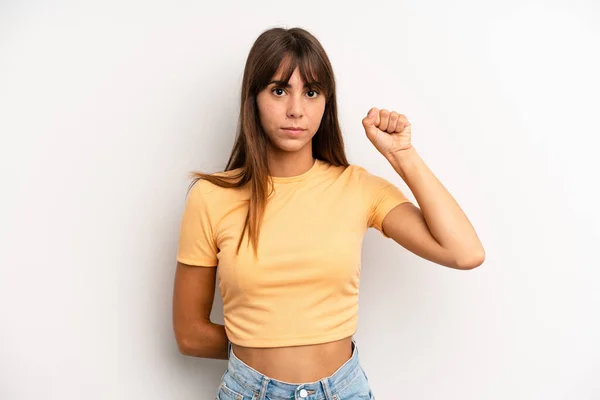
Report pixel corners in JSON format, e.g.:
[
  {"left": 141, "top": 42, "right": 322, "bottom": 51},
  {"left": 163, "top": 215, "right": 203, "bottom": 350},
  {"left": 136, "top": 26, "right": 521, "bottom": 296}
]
[
  {"left": 320, "top": 377, "right": 334, "bottom": 400},
  {"left": 257, "top": 376, "right": 270, "bottom": 400}
]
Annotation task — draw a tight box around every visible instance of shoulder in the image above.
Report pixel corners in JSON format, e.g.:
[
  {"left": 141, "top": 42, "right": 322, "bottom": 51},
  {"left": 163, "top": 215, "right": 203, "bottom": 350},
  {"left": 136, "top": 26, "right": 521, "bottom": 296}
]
[
  {"left": 187, "top": 167, "right": 246, "bottom": 200},
  {"left": 346, "top": 163, "right": 368, "bottom": 174},
  {"left": 340, "top": 163, "right": 376, "bottom": 181},
  {"left": 340, "top": 163, "right": 398, "bottom": 194},
  {"left": 316, "top": 159, "right": 367, "bottom": 177},
  {"left": 315, "top": 162, "right": 381, "bottom": 196},
  {"left": 213, "top": 167, "right": 244, "bottom": 180},
  {"left": 193, "top": 167, "right": 244, "bottom": 188}
]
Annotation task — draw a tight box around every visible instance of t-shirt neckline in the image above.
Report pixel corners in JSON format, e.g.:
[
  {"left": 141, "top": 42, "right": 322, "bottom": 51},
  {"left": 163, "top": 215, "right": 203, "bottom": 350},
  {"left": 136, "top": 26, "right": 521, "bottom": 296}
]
[{"left": 270, "top": 159, "right": 321, "bottom": 184}]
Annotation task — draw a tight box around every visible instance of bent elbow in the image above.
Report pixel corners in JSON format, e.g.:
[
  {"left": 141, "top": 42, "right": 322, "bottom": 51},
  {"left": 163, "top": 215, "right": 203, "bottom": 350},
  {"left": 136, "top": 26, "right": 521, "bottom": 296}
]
[
  {"left": 176, "top": 337, "right": 193, "bottom": 356},
  {"left": 456, "top": 249, "right": 486, "bottom": 270},
  {"left": 174, "top": 327, "right": 201, "bottom": 356}
]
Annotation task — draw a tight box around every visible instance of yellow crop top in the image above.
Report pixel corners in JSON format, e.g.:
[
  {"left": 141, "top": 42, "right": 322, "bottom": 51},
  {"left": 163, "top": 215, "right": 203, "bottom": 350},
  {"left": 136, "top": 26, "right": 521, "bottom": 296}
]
[{"left": 176, "top": 159, "right": 411, "bottom": 347}]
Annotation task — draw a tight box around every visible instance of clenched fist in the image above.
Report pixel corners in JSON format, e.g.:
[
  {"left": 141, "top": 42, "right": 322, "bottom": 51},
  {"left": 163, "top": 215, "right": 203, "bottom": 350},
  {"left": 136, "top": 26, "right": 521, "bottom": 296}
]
[{"left": 362, "top": 107, "right": 412, "bottom": 158}]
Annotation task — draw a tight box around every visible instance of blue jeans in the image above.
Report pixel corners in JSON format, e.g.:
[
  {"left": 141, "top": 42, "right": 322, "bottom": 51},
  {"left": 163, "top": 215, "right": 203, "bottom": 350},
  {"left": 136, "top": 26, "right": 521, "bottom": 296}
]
[{"left": 216, "top": 338, "right": 375, "bottom": 400}]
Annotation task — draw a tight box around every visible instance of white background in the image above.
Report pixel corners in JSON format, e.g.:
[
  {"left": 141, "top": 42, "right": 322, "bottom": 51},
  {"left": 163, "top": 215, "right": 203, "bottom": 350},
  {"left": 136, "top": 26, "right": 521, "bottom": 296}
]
[{"left": 1, "top": 0, "right": 599, "bottom": 399}]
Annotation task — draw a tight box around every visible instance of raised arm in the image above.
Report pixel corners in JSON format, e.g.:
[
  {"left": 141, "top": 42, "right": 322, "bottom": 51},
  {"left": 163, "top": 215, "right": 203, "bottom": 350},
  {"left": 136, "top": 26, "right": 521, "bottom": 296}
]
[{"left": 363, "top": 108, "right": 485, "bottom": 270}]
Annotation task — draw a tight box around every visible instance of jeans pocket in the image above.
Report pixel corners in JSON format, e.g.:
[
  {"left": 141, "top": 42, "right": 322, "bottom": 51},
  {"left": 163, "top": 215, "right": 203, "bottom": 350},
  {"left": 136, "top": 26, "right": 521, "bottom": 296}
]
[
  {"left": 216, "top": 381, "right": 244, "bottom": 400},
  {"left": 333, "top": 370, "right": 372, "bottom": 400},
  {"left": 361, "top": 366, "right": 375, "bottom": 399},
  {"left": 216, "top": 370, "right": 257, "bottom": 400}
]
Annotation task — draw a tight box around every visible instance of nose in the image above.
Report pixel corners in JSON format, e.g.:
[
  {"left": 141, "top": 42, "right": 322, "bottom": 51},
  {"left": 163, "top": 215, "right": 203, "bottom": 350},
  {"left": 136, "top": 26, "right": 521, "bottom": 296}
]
[{"left": 286, "top": 94, "right": 303, "bottom": 118}]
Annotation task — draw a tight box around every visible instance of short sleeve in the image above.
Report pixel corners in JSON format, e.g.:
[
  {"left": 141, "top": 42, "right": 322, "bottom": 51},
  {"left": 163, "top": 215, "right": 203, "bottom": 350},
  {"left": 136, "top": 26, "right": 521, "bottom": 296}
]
[
  {"left": 176, "top": 181, "right": 218, "bottom": 267},
  {"left": 365, "top": 171, "right": 412, "bottom": 238}
]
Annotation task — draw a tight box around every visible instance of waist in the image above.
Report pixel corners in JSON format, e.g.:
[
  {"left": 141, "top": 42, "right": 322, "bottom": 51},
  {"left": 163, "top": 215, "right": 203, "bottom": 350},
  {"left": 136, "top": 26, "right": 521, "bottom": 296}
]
[{"left": 229, "top": 336, "right": 356, "bottom": 384}]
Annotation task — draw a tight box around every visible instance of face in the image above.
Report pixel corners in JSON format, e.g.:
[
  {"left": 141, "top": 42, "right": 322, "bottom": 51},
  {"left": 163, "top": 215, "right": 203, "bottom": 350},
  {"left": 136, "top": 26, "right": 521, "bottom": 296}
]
[{"left": 256, "top": 66, "right": 326, "bottom": 155}]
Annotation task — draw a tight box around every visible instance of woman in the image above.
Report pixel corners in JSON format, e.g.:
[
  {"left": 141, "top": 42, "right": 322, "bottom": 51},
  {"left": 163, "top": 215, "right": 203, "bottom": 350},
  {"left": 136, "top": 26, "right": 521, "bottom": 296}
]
[{"left": 172, "top": 26, "right": 485, "bottom": 400}]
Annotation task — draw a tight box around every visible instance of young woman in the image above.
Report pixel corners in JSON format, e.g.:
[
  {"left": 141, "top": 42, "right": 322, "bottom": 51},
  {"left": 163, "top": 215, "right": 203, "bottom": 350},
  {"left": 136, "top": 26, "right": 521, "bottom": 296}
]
[{"left": 172, "top": 27, "right": 484, "bottom": 400}]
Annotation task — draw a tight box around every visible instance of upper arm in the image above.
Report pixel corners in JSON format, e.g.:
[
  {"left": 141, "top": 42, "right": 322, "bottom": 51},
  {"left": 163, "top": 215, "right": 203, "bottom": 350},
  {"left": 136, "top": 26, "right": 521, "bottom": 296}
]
[
  {"left": 382, "top": 202, "right": 459, "bottom": 269},
  {"left": 177, "top": 181, "right": 219, "bottom": 267},
  {"left": 172, "top": 261, "right": 217, "bottom": 349}
]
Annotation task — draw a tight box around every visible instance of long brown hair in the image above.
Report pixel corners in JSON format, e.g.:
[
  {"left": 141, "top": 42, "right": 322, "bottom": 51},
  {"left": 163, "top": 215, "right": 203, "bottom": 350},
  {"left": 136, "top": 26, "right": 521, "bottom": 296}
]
[{"left": 188, "top": 26, "right": 349, "bottom": 258}]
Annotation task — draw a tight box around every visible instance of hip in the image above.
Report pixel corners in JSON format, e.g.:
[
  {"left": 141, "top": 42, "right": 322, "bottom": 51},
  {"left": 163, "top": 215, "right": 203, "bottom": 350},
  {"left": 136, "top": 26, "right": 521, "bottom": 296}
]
[{"left": 216, "top": 338, "right": 375, "bottom": 400}]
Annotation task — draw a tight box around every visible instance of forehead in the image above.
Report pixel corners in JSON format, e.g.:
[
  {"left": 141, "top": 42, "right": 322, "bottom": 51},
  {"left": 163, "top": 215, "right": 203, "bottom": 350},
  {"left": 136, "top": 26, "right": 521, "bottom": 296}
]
[
  {"left": 272, "top": 67, "right": 303, "bottom": 84},
  {"left": 270, "top": 54, "right": 319, "bottom": 86}
]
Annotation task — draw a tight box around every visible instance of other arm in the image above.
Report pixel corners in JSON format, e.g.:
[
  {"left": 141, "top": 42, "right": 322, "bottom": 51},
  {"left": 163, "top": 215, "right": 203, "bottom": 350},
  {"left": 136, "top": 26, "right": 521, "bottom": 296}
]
[
  {"left": 172, "top": 261, "right": 229, "bottom": 359},
  {"left": 382, "top": 147, "right": 485, "bottom": 270}
]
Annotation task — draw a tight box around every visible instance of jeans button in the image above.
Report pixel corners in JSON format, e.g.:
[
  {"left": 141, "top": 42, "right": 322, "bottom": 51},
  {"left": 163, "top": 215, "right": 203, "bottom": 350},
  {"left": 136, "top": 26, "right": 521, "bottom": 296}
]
[{"left": 299, "top": 388, "right": 308, "bottom": 398}]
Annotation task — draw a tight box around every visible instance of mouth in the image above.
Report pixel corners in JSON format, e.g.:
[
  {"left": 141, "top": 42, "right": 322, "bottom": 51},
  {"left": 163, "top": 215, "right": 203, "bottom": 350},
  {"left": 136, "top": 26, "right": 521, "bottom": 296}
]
[{"left": 281, "top": 127, "right": 306, "bottom": 132}]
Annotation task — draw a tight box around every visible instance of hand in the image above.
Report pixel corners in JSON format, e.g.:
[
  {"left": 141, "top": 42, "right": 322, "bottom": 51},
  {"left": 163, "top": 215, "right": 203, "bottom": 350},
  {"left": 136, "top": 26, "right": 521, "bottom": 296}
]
[{"left": 362, "top": 107, "right": 412, "bottom": 158}]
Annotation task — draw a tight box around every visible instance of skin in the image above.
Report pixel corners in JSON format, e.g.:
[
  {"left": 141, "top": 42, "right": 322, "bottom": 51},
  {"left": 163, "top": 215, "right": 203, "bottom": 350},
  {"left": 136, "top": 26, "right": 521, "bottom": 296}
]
[
  {"left": 257, "top": 62, "right": 325, "bottom": 179},
  {"left": 230, "top": 65, "right": 355, "bottom": 382},
  {"left": 173, "top": 59, "right": 485, "bottom": 383}
]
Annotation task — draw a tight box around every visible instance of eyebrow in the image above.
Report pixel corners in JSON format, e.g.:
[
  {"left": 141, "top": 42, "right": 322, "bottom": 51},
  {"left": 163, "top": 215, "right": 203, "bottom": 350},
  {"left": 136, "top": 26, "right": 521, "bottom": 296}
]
[{"left": 268, "top": 80, "right": 322, "bottom": 88}]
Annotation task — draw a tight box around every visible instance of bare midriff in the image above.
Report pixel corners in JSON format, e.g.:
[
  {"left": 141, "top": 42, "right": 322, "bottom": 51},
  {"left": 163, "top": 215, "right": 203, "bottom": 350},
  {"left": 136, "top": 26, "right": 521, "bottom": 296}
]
[{"left": 230, "top": 335, "right": 354, "bottom": 383}]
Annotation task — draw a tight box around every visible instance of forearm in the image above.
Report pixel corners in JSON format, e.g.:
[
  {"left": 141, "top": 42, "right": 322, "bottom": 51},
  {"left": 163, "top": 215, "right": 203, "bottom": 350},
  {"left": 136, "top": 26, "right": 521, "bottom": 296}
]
[
  {"left": 386, "top": 147, "right": 484, "bottom": 266},
  {"left": 177, "top": 321, "right": 229, "bottom": 360}
]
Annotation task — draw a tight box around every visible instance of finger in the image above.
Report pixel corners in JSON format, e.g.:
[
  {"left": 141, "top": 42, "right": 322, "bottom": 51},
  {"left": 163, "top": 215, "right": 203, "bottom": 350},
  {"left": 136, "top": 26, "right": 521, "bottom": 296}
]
[
  {"left": 362, "top": 107, "right": 379, "bottom": 128},
  {"left": 397, "top": 122, "right": 410, "bottom": 133},
  {"left": 388, "top": 112, "right": 400, "bottom": 133},
  {"left": 379, "top": 109, "right": 390, "bottom": 131},
  {"left": 396, "top": 114, "right": 410, "bottom": 132}
]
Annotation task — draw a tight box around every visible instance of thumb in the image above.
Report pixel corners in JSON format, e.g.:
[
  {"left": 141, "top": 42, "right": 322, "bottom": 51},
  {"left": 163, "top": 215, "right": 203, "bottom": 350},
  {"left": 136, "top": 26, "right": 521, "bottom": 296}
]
[
  {"left": 362, "top": 108, "right": 378, "bottom": 127},
  {"left": 362, "top": 107, "right": 379, "bottom": 137}
]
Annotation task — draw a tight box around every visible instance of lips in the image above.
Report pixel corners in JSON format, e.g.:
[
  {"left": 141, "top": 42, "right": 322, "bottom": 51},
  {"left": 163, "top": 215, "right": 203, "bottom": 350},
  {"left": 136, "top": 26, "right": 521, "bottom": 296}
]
[{"left": 281, "top": 127, "right": 306, "bottom": 131}]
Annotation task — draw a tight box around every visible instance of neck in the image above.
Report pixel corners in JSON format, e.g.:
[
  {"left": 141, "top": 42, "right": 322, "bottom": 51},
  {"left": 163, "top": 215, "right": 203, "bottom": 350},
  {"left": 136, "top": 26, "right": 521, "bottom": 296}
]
[{"left": 267, "top": 146, "right": 315, "bottom": 178}]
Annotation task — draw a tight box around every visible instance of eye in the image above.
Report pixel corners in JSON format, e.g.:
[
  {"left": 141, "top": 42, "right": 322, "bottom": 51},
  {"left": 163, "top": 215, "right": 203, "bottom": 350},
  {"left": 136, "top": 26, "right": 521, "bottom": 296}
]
[
  {"left": 272, "top": 88, "right": 285, "bottom": 96},
  {"left": 306, "top": 90, "right": 319, "bottom": 98}
]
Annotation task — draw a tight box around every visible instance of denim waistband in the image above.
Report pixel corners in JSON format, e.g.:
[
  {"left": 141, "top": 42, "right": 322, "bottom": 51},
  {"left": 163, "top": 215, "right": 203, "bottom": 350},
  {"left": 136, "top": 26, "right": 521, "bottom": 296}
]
[{"left": 225, "top": 338, "right": 361, "bottom": 400}]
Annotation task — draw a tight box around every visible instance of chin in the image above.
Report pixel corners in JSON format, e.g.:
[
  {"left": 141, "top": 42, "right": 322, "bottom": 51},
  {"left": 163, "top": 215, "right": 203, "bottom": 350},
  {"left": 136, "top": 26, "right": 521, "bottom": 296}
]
[{"left": 271, "top": 138, "right": 312, "bottom": 153}]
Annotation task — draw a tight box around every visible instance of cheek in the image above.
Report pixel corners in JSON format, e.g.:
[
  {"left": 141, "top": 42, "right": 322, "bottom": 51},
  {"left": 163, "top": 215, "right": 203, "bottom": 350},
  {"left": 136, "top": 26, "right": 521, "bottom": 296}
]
[
  {"left": 258, "top": 103, "right": 279, "bottom": 128},
  {"left": 310, "top": 103, "right": 327, "bottom": 128}
]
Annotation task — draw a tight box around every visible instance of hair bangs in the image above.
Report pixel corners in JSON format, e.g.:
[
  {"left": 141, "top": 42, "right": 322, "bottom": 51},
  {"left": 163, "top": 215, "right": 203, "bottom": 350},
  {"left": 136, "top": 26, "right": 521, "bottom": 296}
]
[{"left": 265, "top": 50, "right": 332, "bottom": 98}]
